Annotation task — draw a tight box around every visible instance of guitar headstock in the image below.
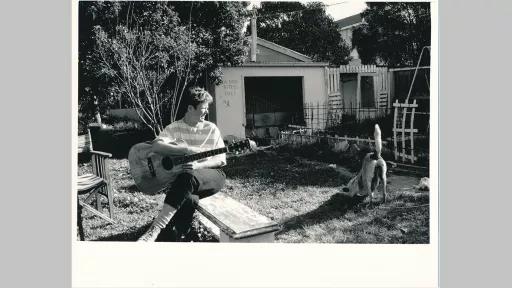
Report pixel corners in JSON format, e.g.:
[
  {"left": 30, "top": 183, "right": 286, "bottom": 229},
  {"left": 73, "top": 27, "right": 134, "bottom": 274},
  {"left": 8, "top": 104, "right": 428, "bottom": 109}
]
[{"left": 226, "top": 138, "right": 257, "bottom": 154}]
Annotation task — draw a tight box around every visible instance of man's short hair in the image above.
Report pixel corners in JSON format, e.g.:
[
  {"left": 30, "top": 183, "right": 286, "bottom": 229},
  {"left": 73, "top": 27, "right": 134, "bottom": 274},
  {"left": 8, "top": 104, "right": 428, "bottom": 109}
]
[{"left": 187, "top": 87, "right": 213, "bottom": 108}]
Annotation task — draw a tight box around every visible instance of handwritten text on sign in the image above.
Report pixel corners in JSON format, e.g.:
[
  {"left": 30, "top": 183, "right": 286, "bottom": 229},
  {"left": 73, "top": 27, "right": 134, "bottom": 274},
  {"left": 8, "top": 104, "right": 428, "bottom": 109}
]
[{"left": 222, "top": 79, "right": 239, "bottom": 107}]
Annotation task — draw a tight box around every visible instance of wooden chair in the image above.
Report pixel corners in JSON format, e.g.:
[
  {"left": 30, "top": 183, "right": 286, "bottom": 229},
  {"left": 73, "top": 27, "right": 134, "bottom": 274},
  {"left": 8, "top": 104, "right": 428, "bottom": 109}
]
[{"left": 77, "top": 130, "right": 116, "bottom": 240}]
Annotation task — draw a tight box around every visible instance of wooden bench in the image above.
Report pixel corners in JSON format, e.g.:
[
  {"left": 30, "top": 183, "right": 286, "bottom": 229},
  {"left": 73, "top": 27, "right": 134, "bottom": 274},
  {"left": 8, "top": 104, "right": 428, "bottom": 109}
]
[{"left": 196, "top": 192, "right": 280, "bottom": 243}]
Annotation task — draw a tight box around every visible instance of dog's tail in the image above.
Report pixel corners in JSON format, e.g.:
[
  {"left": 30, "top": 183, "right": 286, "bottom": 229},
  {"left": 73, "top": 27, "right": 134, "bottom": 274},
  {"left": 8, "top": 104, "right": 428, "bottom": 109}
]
[{"left": 374, "top": 124, "right": 382, "bottom": 158}]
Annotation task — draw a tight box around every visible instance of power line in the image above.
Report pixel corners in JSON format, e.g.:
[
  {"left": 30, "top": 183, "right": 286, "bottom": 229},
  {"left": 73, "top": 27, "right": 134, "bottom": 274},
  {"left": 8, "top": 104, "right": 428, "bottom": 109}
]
[{"left": 255, "top": 1, "right": 348, "bottom": 19}]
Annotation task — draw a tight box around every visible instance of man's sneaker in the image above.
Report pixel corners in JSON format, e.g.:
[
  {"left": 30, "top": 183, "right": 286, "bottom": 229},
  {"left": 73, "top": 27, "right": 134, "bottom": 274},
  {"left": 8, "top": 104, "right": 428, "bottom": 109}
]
[
  {"left": 157, "top": 225, "right": 178, "bottom": 242},
  {"left": 137, "top": 225, "right": 161, "bottom": 242}
]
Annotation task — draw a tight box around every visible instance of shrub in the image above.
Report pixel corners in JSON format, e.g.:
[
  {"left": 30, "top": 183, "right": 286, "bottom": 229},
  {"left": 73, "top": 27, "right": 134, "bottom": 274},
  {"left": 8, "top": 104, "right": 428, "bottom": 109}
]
[
  {"left": 329, "top": 114, "right": 394, "bottom": 139},
  {"left": 88, "top": 122, "right": 154, "bottom": 158}
]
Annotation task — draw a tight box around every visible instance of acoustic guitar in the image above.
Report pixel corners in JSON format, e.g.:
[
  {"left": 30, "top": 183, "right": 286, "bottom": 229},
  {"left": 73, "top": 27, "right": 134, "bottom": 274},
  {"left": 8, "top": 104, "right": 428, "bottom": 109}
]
[{"left": 128, "top": 139, "right": 253, "bottom": 194}]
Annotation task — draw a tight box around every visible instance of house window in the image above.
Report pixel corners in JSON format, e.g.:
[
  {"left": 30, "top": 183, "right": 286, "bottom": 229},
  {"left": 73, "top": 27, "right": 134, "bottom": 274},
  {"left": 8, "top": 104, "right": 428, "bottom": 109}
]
[{"left": 360, "top": 75, "right": 375, "bottom": 108}]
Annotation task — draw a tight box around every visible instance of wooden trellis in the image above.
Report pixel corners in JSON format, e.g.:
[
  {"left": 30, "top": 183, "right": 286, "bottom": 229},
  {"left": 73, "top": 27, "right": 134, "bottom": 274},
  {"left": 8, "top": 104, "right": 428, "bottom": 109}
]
[{"left": 393, "top": 99, "right": 418, "bottom": 163}]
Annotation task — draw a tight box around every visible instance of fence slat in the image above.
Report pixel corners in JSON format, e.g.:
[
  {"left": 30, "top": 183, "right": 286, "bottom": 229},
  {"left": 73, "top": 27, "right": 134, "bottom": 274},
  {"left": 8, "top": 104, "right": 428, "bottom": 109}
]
[
  {"left": 392, "top": 103, "right": 419, "bottom": 108},
  {"left": 392, "top": 128, "right": 419, "bottom": 133},
  {"left": 393, "top": 100, "right": 399, "bottom": 160},
  {"left": 410, "top": 100, "right": 417, "bottom": 163},
  {"left": 401, "top": 102, "right": 408, "bottom": 162}
]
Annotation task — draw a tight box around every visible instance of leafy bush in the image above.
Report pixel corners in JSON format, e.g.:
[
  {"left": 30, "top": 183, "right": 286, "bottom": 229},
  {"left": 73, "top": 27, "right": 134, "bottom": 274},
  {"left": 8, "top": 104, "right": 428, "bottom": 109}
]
[
  {"left": 101, "top": 120, "right": 145, "bottom": 132},
  {"left": 329, "top": 114, "right": 394, "bottom": 139},
  {"left": 277, "top": 137, "right": 396, "bottom": 173},
  {"left": 88, "top": 123, "right": 154, "bottom": 159}
]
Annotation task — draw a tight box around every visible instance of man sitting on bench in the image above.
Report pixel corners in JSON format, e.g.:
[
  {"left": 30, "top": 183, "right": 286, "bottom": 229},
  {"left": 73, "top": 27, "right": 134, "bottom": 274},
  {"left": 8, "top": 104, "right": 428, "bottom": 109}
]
[{"left": 138, "top": 87, "right": 226, "bottom": 242}]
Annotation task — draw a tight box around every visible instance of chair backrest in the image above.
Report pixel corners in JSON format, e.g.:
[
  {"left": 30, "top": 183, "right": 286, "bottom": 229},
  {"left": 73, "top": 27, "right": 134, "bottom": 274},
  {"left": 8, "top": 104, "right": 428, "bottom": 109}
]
[
  {"left": 87, "top": 127, "right": 94, "bottom": 151},
  {"left": 91, "top": 151, "right": 112, "bottom": 182},
  {"left": 86, "top": 125, "right": 113, "bottom": 181}
]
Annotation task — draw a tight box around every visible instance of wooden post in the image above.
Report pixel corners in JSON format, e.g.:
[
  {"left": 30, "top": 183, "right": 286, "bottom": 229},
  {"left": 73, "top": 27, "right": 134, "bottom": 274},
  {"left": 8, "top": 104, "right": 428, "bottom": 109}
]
[
  {"left": 401, "top": 102, "right": 408, "bottom": 162},
  {"left": 410, "top": 99, "right": 417, "bottom": 163},
  {"left": 393, "top": 100, "right": 399, "bottom": 160}
]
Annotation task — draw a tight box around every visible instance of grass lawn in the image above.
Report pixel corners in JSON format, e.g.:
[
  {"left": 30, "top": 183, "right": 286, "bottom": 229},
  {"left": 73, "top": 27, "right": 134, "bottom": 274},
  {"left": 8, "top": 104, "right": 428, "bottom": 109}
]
[{"left": 77, "top": 147, "right": 429, "bottom": 243}]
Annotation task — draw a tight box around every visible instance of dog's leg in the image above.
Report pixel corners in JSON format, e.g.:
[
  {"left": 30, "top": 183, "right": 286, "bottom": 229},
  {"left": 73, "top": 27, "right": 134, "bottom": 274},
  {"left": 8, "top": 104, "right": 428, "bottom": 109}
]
[
  {"left": 381, "top": 173, "right": 387, "bottom": 204},
  {"left": 366, "top": 178, "right": 374, "bottom": 207},
  {"left": 378, "top": 159, "right": 387, "bottom": 204}
]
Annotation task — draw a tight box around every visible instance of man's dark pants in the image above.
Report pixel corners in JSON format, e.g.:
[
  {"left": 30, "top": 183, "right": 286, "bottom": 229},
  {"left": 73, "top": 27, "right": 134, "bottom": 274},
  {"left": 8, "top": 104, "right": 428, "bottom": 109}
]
[{"left": 163, "top": 168, "right": 225, "bottom": 236}]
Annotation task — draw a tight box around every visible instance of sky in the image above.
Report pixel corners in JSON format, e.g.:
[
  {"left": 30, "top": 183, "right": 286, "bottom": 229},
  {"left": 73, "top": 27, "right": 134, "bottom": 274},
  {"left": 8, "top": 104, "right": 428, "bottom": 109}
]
[
  {"left": 249, "top": 1, "right": 368, "bottom": 21},
  {"left": 321, "top": 1, "right": 367, "bottom": 21}
]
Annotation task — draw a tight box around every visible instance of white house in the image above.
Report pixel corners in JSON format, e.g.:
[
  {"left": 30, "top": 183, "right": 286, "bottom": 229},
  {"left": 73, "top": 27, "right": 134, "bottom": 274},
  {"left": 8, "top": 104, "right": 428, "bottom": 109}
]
[
  {"left": 335, "top": 13, "right": 364, "bottom": 66},
  {"left": 209, "top": 37, "right": 330, "bottom": 139},
  {"left": 333, "top": 14, "right": 391, "bottom": 119}
]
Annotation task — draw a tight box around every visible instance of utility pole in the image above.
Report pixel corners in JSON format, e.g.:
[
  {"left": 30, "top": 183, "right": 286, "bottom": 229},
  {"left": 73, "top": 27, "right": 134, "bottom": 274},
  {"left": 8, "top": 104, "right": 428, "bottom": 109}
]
[{"left": 250, "top": 6, "right": 257, "bottom": 62}]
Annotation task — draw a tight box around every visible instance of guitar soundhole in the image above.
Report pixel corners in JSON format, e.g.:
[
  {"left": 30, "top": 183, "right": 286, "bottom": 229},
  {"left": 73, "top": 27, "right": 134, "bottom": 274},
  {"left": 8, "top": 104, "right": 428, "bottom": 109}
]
[{"left": 162, "top": 157, "right": 174, "bottom": 170}]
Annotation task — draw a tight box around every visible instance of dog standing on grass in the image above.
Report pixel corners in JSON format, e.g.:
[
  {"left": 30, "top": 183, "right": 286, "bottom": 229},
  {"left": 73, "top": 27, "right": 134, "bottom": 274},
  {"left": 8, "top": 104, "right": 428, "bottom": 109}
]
[{"left": 341, "top": 124, "right": 387, "bottom": 205}]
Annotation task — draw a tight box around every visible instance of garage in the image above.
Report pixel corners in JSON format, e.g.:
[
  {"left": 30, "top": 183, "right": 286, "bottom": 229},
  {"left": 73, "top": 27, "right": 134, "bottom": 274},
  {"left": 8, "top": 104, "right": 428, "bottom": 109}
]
[{"left": 244, "top": 76, "right": 304, "bottom": 136}]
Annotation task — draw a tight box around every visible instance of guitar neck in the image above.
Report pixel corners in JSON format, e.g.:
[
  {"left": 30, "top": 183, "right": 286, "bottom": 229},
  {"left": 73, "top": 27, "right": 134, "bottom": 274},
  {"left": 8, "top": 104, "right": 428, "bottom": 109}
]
[{"left": 173, "top": 147, "right": 229, "bottom": 164}]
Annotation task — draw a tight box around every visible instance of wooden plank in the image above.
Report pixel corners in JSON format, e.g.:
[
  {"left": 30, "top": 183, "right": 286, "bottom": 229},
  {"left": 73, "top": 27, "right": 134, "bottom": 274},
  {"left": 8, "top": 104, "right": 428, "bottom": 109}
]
[
  {"left": 395, "top": 162, "right": 427, "bottom": 170},
  {"left": 79, "top": 201, "right": 115, "bottom": 224},
  {"left": 392, "top": 128, "right": 419, "bottom": 133},
  {"left": 393, "top": 136, "right": 416, "bottom": 141},
  {"left": 392, "top": 103, "right": 419, "bottom": 108},
  {"left": 288, "top": 124, "right": 308, "bottom": 130},
  {"left": 197, "top": 193, "right": 280, "bottom": 240},
  {"left": 396, "top": 152, "right": 418, "bottom": 161},
  {"left": 219, "top": 231, "right": 275, "bottom": 243}
]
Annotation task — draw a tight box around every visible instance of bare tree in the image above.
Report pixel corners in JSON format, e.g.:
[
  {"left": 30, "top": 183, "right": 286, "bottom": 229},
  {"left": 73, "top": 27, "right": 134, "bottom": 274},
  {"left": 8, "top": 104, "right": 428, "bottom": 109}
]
[{"left": 92, "top": 3, "right": 196, "bottom": 136}]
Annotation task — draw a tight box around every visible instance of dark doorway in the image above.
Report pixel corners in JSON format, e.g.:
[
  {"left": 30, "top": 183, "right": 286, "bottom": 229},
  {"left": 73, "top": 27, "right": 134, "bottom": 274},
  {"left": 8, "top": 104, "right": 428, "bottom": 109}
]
[
  {"left": 360, "top": 75, "right": 375, "bottom": 108},
  {"left": 341, "top": 73, "right": 357, "bottom": 109},
  {"left": 244, "top": 77, "right": 304, "bottom": 131}
]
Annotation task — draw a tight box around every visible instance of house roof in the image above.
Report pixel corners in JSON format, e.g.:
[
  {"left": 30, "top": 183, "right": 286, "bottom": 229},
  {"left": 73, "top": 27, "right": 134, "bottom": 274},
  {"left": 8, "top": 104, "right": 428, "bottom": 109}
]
[
  {"left": 247, "top": 37, "right": 313, "bottom": 63},
  {"left": 334, "top": 13, "right": 363, "bottom": 29}
]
